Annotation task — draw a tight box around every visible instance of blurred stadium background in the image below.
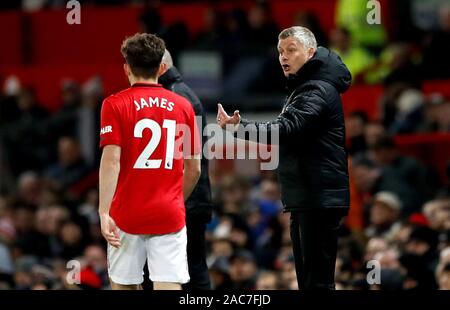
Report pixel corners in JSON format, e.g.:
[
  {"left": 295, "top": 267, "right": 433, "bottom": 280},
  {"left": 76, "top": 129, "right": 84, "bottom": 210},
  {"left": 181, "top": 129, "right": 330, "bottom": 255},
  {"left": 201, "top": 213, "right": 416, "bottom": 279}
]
[{"left": 0, "top": 0, "right": 450, "bottom": 290}]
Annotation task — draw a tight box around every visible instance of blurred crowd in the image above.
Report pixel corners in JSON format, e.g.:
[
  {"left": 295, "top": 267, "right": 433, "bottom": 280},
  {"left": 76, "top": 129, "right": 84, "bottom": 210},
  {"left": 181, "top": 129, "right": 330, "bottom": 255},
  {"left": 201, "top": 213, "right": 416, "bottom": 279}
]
[{"left": 1, "top": 0, "right": 450, "bottom": 290}]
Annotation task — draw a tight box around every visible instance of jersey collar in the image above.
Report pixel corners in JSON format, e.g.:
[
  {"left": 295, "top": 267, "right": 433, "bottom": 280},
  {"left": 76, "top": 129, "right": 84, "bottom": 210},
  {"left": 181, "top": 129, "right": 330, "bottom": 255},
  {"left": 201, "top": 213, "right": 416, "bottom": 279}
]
[{"left": 131, "top": 83, "right": 162, "bottom": 88}]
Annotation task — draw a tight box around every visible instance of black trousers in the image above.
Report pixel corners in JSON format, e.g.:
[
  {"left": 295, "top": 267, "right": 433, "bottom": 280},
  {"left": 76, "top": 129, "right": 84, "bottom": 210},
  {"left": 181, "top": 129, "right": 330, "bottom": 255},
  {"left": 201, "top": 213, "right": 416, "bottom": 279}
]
[
  {"left": 289, "top": 209, "right": 347, "bottom": 290},
  {"left": 182, "top": 212, "right": 211, "bottom": 290}
]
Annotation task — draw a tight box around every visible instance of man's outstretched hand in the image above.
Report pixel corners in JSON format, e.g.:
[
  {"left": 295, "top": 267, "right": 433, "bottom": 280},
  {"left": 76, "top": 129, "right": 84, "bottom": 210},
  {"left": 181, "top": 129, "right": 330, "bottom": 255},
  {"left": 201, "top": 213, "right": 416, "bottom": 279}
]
[{"left": 217, "top": 103, "right": 241, "bottom": 129}]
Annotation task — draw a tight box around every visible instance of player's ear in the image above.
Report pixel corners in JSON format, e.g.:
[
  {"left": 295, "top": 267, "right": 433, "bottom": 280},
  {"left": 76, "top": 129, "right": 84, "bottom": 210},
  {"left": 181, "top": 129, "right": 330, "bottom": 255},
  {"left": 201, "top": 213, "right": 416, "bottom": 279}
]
[{"left": 123, "top": 63, "right": 131, "bottom": 77}]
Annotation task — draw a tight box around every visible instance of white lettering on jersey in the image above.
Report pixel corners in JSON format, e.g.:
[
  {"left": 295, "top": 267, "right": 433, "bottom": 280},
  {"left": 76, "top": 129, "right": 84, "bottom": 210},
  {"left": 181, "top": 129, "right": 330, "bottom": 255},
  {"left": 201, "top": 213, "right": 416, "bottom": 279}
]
[
  {"left": 149, "top": 97, "right": 159, "bottom": 107},
  {"left": 160, "top": 97, "right": 167, "bottom": 109},
  {"left": 134, "top": 97, "right": 175, "bottom": 112},
  {"left": 134, "top": 100, "right": 141, "bottom": 111},
  {"left": 167, "top": 101, "right": 174, "bottom": 111},
  {"left": 100, "top": 125, "right": 112, "bottom": 135},
  {"left": 140, "top": 98, "right": 149, "bottom": 108}
]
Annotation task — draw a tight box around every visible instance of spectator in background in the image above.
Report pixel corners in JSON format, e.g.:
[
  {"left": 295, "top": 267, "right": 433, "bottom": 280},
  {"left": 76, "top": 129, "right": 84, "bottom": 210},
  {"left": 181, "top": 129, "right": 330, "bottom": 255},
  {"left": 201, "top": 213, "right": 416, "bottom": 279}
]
[
  {"left": 139, "top": 1, "right": 188, "bottom": 60},
  {"left": 370, "top": 136, "right": 435, "bottom": 213},
  {"left": 0, "top": 76, "right": 22, "bottom": 127},
  {"left": 388, "top": 88, "right": 425, "bottom": 134},
  {"left": 335, "top": 0, "right": 387, "bottom": 52},
  {"left": 45, "top": 137, "right": 91, "bottom": 191},
  {"left": 255, "top": 178, "right": 282, "bottom": 219},
  {"left": 217, "top": 175, "right": 253, "bottom": 215},
  {"left": 366, "top": 191, "right": 402, "bottom": 238},
  {"left": 436, "top": 247, "right": 450, "bottom": 281},
  {"left": 345, "top": 111, "right": 369, "bottom": 155},
  {"left": 383, "top": 44, "right": 422, "bottom": 89},
  {"left": 15, "top": 172, "right": 42, "bottom": 209},
  {"left": 256, "top": 270, "right": 280, "bottom": 289},
  {"left": 438, "top": 263, "right": 450, "bottom": 290},
  {"left": 209, "top": 256, "right": 232, "bottom": 290},
  {"left": 330, "top": 28, "right": 375, "bottom": 83},
  {"left": 139, "top": 1, "right": 164, "bottom": 35},
  {"left": 364, "top": 121, "right": 386, "bottom": 149},
  {"left": 228, "top": 250, "right": 258, "bottom": 290},
  {"left": 78, "top": 77, "right": 102, "bottom": 166},
  {"left": 401, "top": 226, "right": 440, "bottom": 289},
  {"left": 58, "top": 221, "right": 87, "bottom": 261},
  {"left": 2, "top": 88, "right": 49, "bottom": 176},
  {"left": 422, "top": 5, "right": 450, "bottom": 80},
  {"left": 245, "top": 2, "right": 279, "bottom": 53},
  {"left": 352, "top": 155, "right": 412, "bottom": 215},
  {"left": 422, "top": 199, "right": 450, "bottom": 233},
  {"left": 433, "top": 100, "right": 450, "bottom": 133},
  {"left": 48, "top": 80, "right": 81, "bottom": 141},
  {"left": 293, "top": 11, "right": 328, "bottom": 47},
  {"left": 194, "top": 9, "right": 227, "bottom": 50}
]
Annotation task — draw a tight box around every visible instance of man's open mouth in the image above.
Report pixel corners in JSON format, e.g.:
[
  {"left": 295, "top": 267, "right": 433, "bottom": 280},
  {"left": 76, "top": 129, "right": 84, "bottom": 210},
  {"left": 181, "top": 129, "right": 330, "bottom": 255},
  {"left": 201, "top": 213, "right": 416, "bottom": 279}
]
[{"left": 282, "top": 64, "right": 290, "bottom": 71}]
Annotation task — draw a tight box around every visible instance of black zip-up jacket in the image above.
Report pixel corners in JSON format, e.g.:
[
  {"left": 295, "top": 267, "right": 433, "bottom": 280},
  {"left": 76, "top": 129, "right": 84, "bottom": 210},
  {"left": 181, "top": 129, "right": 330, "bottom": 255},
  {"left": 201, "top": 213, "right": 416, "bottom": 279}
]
[
  {"left": 240, "top": 47, "right": 352, "bottom": 211},
  {"left": 159, "top": 67, "right": 213, "bottom": 220}
]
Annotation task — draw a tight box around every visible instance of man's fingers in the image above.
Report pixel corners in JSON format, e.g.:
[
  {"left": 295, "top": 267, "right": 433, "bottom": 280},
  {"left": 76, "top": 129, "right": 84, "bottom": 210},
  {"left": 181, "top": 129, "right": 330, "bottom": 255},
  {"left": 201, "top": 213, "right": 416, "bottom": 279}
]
[
  {"left": 217, "top": 103, "right": 229, "bottom": 117},
  {"left": 108, "top": 240, "right": 121, "bottom": 248},
  {"left": 218, "top": 103, "right": 225, "bottom": 113},
  {"left": 113, "top": 227, "right": 120, "bottom": 239},
  {"left": 104, "top": 233, "right": 121, "bottom": 248}
]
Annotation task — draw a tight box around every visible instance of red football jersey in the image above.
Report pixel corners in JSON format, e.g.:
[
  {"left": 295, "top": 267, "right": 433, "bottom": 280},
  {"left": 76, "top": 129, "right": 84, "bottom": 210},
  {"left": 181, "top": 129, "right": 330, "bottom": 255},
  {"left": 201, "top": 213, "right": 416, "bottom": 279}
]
[{"left": 99, "top": 83, "right": 200, "bottom": 235}]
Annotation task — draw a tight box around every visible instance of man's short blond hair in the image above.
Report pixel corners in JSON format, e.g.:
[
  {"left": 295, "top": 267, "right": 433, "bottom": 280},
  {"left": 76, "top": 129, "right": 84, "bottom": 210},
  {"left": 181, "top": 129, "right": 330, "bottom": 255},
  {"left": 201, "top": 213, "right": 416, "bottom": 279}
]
[{"left": 278, "top": 26, "right": 317, "bottom": 50}]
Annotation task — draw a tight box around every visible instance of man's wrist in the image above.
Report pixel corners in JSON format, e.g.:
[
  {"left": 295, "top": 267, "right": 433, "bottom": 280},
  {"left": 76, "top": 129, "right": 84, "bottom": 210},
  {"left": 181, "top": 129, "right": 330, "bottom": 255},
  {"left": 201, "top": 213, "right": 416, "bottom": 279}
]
[{"left": 98, "top": 210, "right": 109, "bottom": 217}]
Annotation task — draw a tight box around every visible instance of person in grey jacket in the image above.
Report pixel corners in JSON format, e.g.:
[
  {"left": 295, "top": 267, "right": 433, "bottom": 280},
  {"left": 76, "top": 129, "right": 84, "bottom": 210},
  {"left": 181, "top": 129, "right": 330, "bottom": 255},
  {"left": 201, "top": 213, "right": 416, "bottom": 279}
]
[{"left": 217, "top": 26, "right": 352, "bottom": 290}]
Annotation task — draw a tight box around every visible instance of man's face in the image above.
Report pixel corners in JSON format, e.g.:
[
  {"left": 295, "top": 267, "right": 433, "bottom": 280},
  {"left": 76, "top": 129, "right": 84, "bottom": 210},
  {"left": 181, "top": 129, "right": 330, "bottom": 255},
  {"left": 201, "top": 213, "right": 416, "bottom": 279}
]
[{"left": 278, "top": 37, "right": 314, "bottom": 77}]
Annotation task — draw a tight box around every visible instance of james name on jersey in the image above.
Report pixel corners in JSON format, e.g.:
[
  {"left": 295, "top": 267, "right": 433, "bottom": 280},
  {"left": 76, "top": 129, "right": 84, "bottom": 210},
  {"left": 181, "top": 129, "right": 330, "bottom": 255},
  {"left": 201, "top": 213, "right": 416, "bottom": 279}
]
[{"left": 134, "top": 96, "right": 175, "bottom": 112}]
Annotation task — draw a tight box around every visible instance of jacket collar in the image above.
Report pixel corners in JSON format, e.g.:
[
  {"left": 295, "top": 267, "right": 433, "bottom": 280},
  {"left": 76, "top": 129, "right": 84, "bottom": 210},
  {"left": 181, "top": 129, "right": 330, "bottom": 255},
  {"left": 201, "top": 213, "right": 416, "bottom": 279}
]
[
  {"left": 286, "top": 54, "right": 325, "bottom": 91},
  {"left": 159, "top": 66, "right": 183, "bottom": 88}
]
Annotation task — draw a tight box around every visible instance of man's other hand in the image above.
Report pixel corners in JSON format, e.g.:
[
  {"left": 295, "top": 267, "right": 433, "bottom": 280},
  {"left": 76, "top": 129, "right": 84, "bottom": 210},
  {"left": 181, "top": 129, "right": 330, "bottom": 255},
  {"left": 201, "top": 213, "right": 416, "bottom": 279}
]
[{"left": 217, "top": 103, "right": 241, "bottom": 129}]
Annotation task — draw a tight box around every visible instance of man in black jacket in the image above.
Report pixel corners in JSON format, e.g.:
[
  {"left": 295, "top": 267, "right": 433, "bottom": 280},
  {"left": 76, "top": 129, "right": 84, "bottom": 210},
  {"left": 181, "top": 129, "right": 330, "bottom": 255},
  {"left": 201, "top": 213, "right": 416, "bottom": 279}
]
[
  {"left": 217, "top": 26, "right": 352, "bottom": 290},
  {"left": 160, "top": 49, "right": 213, "bottom": 290}
]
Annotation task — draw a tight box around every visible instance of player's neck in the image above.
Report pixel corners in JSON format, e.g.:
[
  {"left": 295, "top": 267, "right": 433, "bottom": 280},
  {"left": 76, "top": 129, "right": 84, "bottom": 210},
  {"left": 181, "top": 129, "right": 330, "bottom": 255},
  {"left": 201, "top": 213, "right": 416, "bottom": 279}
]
[{"left": 129, "top": 76, "right": 159, "bottom": 86}]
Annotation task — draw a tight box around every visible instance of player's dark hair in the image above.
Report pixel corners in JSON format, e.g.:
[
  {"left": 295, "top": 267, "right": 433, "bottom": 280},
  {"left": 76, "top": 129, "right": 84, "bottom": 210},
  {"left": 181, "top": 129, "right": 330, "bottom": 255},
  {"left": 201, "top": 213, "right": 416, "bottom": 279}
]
[{"left": 121, "top": 33, "right": 166, "bottom": 79}]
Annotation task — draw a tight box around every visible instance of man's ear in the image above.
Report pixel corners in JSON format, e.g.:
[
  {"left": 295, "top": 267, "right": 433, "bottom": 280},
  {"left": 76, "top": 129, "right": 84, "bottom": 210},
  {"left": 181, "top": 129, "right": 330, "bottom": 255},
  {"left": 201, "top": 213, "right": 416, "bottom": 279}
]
[
  {"left": 307, "top": 48, "right": 316, "bottom": 60},
  {"left": 123, "top": 63, "right": 130, "bottom": 77},
  {"left": 158, "top": 62, "right": 168, "bottom": 77}
]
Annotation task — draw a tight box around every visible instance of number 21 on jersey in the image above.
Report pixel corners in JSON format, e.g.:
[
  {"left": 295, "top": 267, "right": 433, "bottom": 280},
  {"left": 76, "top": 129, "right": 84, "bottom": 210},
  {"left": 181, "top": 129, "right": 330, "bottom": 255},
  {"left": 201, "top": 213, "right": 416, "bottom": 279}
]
[{"left": 133, "top": 118, "right": 176, "bottom": 170}]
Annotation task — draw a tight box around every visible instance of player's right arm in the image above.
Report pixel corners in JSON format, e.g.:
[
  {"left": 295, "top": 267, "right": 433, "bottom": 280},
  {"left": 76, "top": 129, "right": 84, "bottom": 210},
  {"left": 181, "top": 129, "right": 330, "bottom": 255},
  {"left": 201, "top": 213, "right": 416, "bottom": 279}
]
[
  {"left": 99, "top": 145, "right": 121, "bottom": 248},
  {"left": 98, "top": 97, "right": 122, "bottom": 248},
  {"left": 183, "top": 156, "right": 201, "bottom": 201}
]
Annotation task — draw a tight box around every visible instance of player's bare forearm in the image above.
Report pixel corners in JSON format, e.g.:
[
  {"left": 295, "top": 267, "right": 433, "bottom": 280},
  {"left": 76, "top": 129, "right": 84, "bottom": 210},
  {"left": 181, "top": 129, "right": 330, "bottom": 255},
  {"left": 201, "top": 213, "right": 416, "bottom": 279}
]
[
  {"left": 183, "top": 157, "right": 201, "bottom": 201},
  {"left": 99, "top": 145, "right": 121, "bottom": 215}
]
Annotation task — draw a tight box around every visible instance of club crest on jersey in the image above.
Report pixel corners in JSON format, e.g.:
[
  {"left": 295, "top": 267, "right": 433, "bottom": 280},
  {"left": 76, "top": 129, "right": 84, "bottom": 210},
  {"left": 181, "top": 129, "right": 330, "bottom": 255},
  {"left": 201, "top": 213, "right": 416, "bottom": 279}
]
[{"left": 100, "top": 125, "right": 112, "bottom": 135}]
